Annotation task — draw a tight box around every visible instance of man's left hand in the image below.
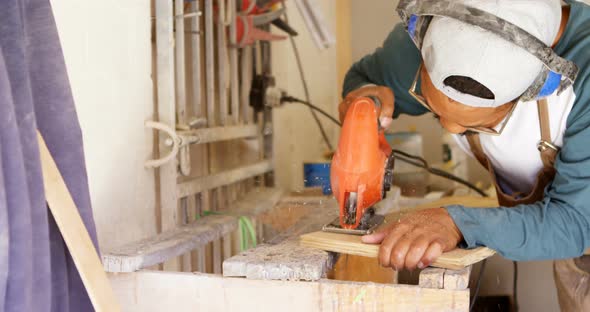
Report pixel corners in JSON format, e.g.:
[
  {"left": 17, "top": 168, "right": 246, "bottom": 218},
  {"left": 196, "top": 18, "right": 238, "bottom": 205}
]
[{"left": 362, "top": 208, "right": 463, "bottom": 271}]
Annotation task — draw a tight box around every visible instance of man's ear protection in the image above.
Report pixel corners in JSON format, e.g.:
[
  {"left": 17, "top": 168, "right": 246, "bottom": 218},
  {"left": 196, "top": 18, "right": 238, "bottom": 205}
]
[{"left": 397, "top": 0, "right": 579, "bottom": 102}]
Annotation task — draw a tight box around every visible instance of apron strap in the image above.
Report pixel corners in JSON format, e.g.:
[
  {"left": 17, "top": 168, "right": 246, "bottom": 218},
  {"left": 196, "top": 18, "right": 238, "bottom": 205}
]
[
  {"left": 537, "top": 99, "right": 559, "bottom": 168},
  {"left": 466, "top": 132, "right": 487, "bottom": 168},
  {"left": 465, "top": 100, "right": 559, "bottom": 206}
]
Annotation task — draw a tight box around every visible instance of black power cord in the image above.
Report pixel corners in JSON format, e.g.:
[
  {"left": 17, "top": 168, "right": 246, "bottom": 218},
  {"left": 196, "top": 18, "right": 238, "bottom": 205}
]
[{"left": 281, "top": 95, "right": 342, "bottom": 127}]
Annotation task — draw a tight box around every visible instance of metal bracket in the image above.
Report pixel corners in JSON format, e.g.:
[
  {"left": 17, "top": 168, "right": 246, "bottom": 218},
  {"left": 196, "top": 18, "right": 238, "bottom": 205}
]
[
  {"left": 537, "top": 140, "right": 559, "bottom": 152},
  {"left": 144, "top": 120, "right": 181, "bottom": 169}
]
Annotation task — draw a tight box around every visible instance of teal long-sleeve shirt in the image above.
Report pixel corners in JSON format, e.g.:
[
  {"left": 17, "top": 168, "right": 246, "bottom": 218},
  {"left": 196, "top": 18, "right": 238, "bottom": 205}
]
[{"left": 343, "top": 0, "right": 590, "bottom": 261}]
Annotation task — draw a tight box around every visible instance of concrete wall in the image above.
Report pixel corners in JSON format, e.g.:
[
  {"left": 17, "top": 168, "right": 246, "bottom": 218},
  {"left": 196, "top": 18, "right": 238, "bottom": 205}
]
[
  {"left": 350, "top": 1, "right": 561, "bottom": 311},
  {"left": 50, "top": 1, "right": 157, "bottom": 251}
]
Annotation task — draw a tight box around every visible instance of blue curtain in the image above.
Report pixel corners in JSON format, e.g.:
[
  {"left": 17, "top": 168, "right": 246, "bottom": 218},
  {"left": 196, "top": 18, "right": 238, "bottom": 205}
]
[{"left": 0, "top": 0, "right": 99, "bottom": 311}]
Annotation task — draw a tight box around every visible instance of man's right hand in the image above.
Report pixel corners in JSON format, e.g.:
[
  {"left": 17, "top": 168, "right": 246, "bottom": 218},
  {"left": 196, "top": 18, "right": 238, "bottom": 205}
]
[{"left": 339, "top": 85, "right": 395, "bottom": 129}]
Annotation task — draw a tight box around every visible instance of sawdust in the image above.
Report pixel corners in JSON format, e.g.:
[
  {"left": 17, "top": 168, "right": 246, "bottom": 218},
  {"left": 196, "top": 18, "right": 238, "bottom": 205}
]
[{"left": 257, "top": 203, "right": 315, "bottom": 232}]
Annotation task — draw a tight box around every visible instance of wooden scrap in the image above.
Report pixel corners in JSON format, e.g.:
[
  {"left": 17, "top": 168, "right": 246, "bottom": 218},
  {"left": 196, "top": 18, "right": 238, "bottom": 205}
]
[
  {"left": 103, "top": 188, "right": 282, "bottom": 273},
  {"left": 222, "top": 241, "right": 334, "bottom": 281},
  {"left": 222, "top": 198, "right": 339, "bottom": 280},
  {"left": 299, "top": 231, "right": 495, "bottom": 270},
  {"left": 109, "top": 270, "right": 469, "bottom": 312},
  {"left": 443, "top": 265, "right": 473, "bottom": 290},
  {"left": 419, "top": 268, "right": 446, "bottom": 289},
  {"left": 328, "top": 254, "right": 397, "bottom": 284},
  {"left": 38, "top": 132, "right": 121, "bottom": 311},
  {"left": 102, "top": 215, "right": 237, "bottom": 272}
]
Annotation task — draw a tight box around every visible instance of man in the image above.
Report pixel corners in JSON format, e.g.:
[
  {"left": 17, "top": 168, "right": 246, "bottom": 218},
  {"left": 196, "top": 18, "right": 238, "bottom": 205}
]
[{"left": 340, "top": 0, "right": 590, "bottom": 310}]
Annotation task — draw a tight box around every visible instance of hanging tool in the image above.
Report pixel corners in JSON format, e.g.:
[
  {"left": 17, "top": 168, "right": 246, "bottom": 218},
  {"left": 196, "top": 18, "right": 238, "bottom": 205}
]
[
  {"left": 235, "top": 0, "right": 297, "bottom": 47},
  {"left": 323, "top": 97, "right": 395, "bottom": 235}
]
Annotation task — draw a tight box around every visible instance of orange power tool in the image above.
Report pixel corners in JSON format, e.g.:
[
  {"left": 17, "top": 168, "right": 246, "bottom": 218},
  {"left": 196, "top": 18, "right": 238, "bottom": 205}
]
[{"left": 323, "top": 97, "right": 395, "bottom": 235}]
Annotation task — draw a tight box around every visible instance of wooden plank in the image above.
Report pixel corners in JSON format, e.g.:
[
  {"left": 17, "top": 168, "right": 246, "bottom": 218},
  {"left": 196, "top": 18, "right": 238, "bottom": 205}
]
[
  {"left": 205, "top": 0, "right": 215, "bottom": 126},
  {"left": 419, "top": 268, "right": 446, "bottom": 289},
  {"left": 222, "top": 192, "right": 403, "bottom": 281},
  {"left": 103, "top": 188, "right": 281, "bottom": 273},
  {"left": 223, "top": 240, "right": 333, "bottom": 281},
  {"left": 240, "top": 46, "right": 253, "bottom": 123},
  {"left": 109, "top": 270, "right": 469, "bottom": 312},
  {"left": 190, "top": 0, "right": 201, "bottom": 116},
  {"left": 175, "top": 0, "right": 192, "bottom": 176},
  {"left": 177, "top": 124, "right": 259, "bottom": 145},
  {"left": 228, "top": 0, "right": 239, "bottom": 124},
  {"left": 222, "top": 233, "right": 232, "bottom": 260},
  {"left": 300, "top": 231, "right": 495, "bottom": 270},
  {"left": 443, "top": 266, "right": 472, "bottom": 290},
  {"left": 174, "top": 0, "right": 187, "bottom": 123},
  {"left": 38, "top": 133, "right": 120, "bottom": 311},
  {"left": 155, "top": 0, "right": 180, "bottom": 271},
  {"left": 223, "top": 197, "right": 339, "bottom": 280},
  {"left": 102, "top": 215, "right": 237, "bottom": 273},
  {"left": 217, "top": 0, "right": 228, "bottom": 125},
  {"left": 212, "top": 240, "right": 222, "bottom": 274},
  {"left": 328, "top": 254, "right": 397, "bottom": 284},
  {"left": 197, "top": 246, "right": 206, "bottom": 272},
  {"left": 176, "top": 160, "right": 273, "bottom": 197}
]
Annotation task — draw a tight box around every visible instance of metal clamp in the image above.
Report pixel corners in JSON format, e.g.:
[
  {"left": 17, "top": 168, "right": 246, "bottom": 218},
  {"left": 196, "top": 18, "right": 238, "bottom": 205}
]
[{"left": 537, "top": 140, "right": 560, "bottom": 153}]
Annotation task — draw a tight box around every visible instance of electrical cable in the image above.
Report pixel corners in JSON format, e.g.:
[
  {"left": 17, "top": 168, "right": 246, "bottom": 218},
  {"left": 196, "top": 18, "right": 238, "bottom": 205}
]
[
  {"left": 391, "top": 149, "right": 488, "bottom": 197},
  {"left": 470, "top": 259, "right": 488, "bottom": 311},
  {"left": 281, "top": 96, "right": 342, "bottom": 127},
  {"left": 280, "top": 1, "right": 334, "bottom": 151}
]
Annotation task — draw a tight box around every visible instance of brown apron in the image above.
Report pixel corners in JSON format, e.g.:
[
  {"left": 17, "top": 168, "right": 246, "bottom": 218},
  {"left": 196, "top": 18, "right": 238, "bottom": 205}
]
[{"left": 466, "top": 99, "right": 590, "bottom": 311}]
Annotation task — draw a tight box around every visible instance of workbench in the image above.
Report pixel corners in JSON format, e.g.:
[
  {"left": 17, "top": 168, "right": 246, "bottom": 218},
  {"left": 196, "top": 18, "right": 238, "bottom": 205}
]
[{"left": 105, "top": 187, "right": 496, "bottom": 311}]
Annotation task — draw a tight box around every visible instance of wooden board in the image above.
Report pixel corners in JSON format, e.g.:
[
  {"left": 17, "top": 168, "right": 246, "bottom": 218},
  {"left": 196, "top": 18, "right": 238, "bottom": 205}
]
[
  {"left": 38, "top": 132, "right": 120, "bottom": 311},
  {"left": 327, "top": 254, "right": 397, "bottom": 284},
  {"left": 222, "top": 198, "right": 339, "bottom": 280},
  {"left": 299, "top": 195, "right": 498, "bottom": 270},
  {"left": 109, "top": 270, "right": 469, "bottom": 312},
  {"left": 300, "top": 231, "right": 495, "bottom": 270},
  {"left": 103, "top": 188, "right": 282, "bottom": 272},
  {"left": 102, "top": 215, "right": 237, "bottom": 273}
]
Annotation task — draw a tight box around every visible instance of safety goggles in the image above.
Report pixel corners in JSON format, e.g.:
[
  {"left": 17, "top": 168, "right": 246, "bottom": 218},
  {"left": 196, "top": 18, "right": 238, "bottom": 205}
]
[{"left": 409, "top": 64, "right": 517, "bottom": 136}]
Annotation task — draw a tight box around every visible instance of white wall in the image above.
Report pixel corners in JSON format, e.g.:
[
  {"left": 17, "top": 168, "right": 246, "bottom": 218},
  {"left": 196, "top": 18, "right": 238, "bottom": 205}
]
[
  {"left": 272, "top": 0, "right": 339, "bottom": 192},
  {"left": 49, "top": 0, "right": 341, "bottom": 248},
  {"left": 50, "top": 1, "right": 157, "bottom": 251},
  {"left": 350, "top": 1, "right": 560, "bottom": 311}
]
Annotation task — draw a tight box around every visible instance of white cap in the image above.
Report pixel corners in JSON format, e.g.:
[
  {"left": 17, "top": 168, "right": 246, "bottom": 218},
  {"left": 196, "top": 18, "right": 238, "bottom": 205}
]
[{"left": 421, "top": 0, "right": 562, "bottom": 108}]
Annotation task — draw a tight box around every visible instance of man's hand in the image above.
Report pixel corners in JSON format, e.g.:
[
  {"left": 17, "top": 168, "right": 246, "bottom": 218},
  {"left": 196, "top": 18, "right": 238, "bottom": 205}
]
[
  {"left": 362, "top": 208, "right": 463, "bottom": 271},
  {"left": 339, "top": 86, "right": 395, "bottom": 129}
]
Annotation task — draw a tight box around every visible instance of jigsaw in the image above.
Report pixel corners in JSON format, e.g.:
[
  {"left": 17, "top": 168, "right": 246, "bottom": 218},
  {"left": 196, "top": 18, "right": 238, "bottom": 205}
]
[{"left": 323, "top": 97, "right": 395, "bottom": 235}]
